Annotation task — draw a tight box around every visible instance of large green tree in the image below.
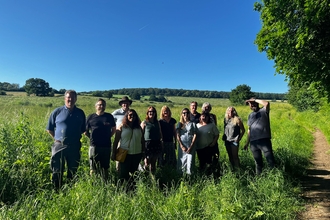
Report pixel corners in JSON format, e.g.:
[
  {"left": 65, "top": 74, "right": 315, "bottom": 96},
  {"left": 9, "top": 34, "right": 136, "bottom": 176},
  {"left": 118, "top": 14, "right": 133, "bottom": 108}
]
[
  {"left": 230, "top": 84, "right": 255, "bottom": 105},
  {"left": 254, "top": 0, "right": 330, "bottom": 99},
  {"left": 287, "top": 81, "right": 321, "bottom": 112},
  {"left": 131, "top": 91, "right": 141, "bottom": 100},
  {"left": 103, "top": 91, "right": 113, "bottom": 100},
  {"left": 24, "top": 78, "right": 52, "bottom": 96}
]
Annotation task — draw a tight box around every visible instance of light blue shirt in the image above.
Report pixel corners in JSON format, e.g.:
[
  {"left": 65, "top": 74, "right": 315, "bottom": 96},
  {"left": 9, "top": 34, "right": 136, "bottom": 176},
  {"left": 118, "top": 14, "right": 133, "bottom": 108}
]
[{"left": 112, "top": 108, "right": 127, "bottom": 128}]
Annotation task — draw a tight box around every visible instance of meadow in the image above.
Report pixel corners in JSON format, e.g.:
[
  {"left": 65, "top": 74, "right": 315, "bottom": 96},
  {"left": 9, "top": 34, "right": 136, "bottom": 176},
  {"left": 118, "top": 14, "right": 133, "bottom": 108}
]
[{"left": 0, "top": 93, "right": 328, "bottom": 219}]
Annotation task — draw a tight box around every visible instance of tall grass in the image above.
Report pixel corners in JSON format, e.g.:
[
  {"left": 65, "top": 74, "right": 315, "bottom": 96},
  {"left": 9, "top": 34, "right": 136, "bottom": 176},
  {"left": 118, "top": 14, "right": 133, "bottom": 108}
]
[
  {"left": 0, "top": 171, "right": 302, "bottom": 219},
  {"left": 0, "top": 95, "right": 324, "bottom": 219}
]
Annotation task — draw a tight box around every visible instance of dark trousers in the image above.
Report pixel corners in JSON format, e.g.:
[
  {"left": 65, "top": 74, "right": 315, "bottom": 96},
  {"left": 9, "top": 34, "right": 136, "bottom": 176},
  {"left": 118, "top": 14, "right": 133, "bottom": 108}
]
[
  {"left": 196, "top": 146, "right": 213, "bottom": 171},
  {"left": 89, "top": 146, "right": 111, "bottom": 170},
  {"left": 158, "top": 142, "right": 176, "bottom": 168},
  {"left": 211, "top": 143, "right": 220, "bottom": 164},
  {"left": 51, "top": 143, "right": 81, "bottom": 189},
  {"left": 250, "top": 138, "right": 275, "bottom": 175},
  {"left": 119, "top": 153, "right": 143, "bottom": 181}
]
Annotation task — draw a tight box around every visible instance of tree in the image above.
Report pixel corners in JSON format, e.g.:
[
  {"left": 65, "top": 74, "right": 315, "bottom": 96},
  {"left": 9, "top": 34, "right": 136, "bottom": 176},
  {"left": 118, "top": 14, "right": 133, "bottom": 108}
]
[
  {"left": 58, "top": 89, "right": 66, "bottom": 94},
  {"left": 0, "top": 82, "right": 20, "bottom": 91},
  {"left": 158, "top": 95, "right": 167, "bottom": 102},
  {"left": 149, "top": 94, "right": 157, "bottom": 101},
  {"left": 254, "top": 0, "right": 330, "bottom": 100},
  {"left": 49, "top": 89, "right": 55, "bottom": 97},
  {"left": 103, "top": 91, "right": 113, "bottom": 99},
  {"left": 182, "top": 91, "right": 192, "bottom": 97},
  {"left": 92, "top": 90, "right": 103, "bottom": 97},
  {"left": 229, "top": 84, "right": 255, "bottom": 105},
  {"left": 23, "top": 78, "right": 52, "bottom": 96},
  {"left": 287, "top": 81, "right": 322, "bottom": 112},
  {"left": 131, "top": 91, "right": 141, "bottom": 100}
]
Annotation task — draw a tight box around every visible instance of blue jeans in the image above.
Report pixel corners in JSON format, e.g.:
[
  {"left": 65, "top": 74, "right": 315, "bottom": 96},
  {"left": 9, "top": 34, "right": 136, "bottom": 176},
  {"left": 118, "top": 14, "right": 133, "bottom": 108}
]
[
  {"left": 250, "top": 138, "right": 275, "bottom": 175},
  {"left": 177, "top": 147, "right": 196, "bottom": 175}
]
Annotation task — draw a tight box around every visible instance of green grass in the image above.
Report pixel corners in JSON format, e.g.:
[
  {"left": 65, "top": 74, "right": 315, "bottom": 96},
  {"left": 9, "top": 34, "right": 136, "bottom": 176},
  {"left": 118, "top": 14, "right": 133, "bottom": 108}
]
[{"left": 0, "top": 95, "right": 325, "bottom": 219}]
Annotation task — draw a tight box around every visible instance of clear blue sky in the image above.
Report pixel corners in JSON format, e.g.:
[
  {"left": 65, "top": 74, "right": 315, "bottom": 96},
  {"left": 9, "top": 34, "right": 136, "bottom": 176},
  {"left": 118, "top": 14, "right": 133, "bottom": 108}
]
[{"left": 0, "top": 0, "right": 288, "bottom": 94}]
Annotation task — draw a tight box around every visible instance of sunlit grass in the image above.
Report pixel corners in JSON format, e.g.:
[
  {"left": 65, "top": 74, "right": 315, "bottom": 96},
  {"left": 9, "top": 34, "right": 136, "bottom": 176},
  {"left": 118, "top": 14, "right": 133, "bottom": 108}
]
[{"left": 0, "top": 95, "right": 327, "bottom": 219}]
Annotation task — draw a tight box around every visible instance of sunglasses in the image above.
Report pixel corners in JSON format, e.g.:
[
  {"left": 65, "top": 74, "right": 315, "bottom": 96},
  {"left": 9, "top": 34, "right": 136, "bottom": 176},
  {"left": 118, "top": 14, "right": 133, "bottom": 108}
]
[
  {"left": 148, "top": 111, "right": 155, "bottom": 113},
  {"left": 182, "top": 112, "right": 189, "bottom": 115},
  {"left": 128, "top": 113, "right": 134, "bottom": 117}
]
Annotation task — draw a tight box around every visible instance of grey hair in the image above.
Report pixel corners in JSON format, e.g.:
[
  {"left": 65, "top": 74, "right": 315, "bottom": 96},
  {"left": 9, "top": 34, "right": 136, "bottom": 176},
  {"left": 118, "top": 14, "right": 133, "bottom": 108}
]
[
  {"left": 64, "top": 90, "right": 77, "bottom": 99},
  {"left": 202, "top": 102, "right": 212, "bottom": 111}
]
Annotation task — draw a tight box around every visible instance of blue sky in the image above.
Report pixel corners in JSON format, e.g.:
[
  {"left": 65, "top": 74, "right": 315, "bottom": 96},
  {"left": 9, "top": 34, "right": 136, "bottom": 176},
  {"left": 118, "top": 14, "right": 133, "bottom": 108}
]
[{"left": 0, "top": 0, "right": 288, "bottom": 93}]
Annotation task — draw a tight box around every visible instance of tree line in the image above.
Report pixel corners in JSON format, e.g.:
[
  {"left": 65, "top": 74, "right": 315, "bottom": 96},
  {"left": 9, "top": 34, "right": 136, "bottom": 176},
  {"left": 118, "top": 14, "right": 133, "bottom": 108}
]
[
  {"left": 81, "top": 87, "right": 286, "bottom": 103},
  {"left": 0, "top": 79, "right": 287, "bottom": 104}
]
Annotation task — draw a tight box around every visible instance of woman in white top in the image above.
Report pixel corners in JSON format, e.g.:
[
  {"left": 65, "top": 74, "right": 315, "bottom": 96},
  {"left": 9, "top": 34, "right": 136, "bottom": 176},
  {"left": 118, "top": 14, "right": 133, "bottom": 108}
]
[
  {"left": 112, "top": 109, "right": 144, "bottom": 181},
  {"left": 196, "top": 112, "right": 219, "bottom": 172},
  {"left": 201, "top": 102, "right": 220, "bottom": 168}
]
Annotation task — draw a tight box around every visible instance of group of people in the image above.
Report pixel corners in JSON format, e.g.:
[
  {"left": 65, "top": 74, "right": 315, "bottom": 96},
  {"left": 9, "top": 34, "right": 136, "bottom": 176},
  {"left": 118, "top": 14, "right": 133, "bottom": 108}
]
[{"left": 46, "top": 90, "right": 275, "bottom": 189}]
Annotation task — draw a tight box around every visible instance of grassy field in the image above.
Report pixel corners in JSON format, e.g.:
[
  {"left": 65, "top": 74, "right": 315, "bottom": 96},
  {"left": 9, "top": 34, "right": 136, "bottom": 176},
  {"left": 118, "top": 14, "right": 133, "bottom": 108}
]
[{"left": 0, "top": 93, "right": 327, "bottom": 219}]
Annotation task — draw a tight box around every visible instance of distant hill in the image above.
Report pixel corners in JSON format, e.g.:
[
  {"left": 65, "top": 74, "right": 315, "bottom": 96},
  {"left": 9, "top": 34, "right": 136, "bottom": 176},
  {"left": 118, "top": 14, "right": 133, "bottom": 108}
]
[{"left": 80, "top": 87, "right": 287, "bottom": 101}]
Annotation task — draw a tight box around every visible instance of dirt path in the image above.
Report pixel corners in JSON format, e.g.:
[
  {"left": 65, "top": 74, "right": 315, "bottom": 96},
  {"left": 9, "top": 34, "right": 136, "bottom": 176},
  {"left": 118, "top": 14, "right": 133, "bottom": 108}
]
[{"left": 298, "top": 129, "right": 330, "bottom": 219}]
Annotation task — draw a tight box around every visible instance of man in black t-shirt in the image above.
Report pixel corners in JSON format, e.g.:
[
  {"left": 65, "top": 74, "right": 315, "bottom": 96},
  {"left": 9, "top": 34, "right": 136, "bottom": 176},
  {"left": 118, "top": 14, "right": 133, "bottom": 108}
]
[
  {"left": 190, "top": 101, "right": 201, "bottom": 124},
  {"left": 85, "top": 98, "right": 116, "bottom": 180}
]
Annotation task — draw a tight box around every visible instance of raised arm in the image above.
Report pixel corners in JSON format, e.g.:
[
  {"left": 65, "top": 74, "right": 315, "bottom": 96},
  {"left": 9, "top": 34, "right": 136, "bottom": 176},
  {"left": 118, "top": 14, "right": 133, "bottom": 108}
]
[
  {"left": 256, "top": 99, "right": 270, "bottom": 112},
  {"left": 246, "top": 98, "right": 270, "bottom": 112}
]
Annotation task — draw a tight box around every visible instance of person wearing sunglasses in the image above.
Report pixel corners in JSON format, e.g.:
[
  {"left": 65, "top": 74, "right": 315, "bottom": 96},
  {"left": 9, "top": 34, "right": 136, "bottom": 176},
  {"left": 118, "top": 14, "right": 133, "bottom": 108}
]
[
  {"left": 196, "top": 112, "right": 219, "bottom": 174},
  {"left": 202, "top": 102, "right": 220, "bottom": 175},
  {"left": 140, "top": 106, "right": 163, "bottom": 174},
  {"left": 112, "top": 96, "right": 133, "bottom": 172},
  {"left": 112, "top": 109, "right": 143, "bottom": 184},
  {"left": 176, "top": 108, "right": 197, "bottom": 175}
]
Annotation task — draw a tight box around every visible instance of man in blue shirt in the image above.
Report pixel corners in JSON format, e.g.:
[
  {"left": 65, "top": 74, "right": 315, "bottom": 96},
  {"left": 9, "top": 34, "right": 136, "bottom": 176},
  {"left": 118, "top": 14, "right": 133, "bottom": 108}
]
[
  {"left": 46, "top": 90, "right": 86, "bottom": 189},
  {"left": 112, "top": 96, "right": 132, "bottom": 128}
]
